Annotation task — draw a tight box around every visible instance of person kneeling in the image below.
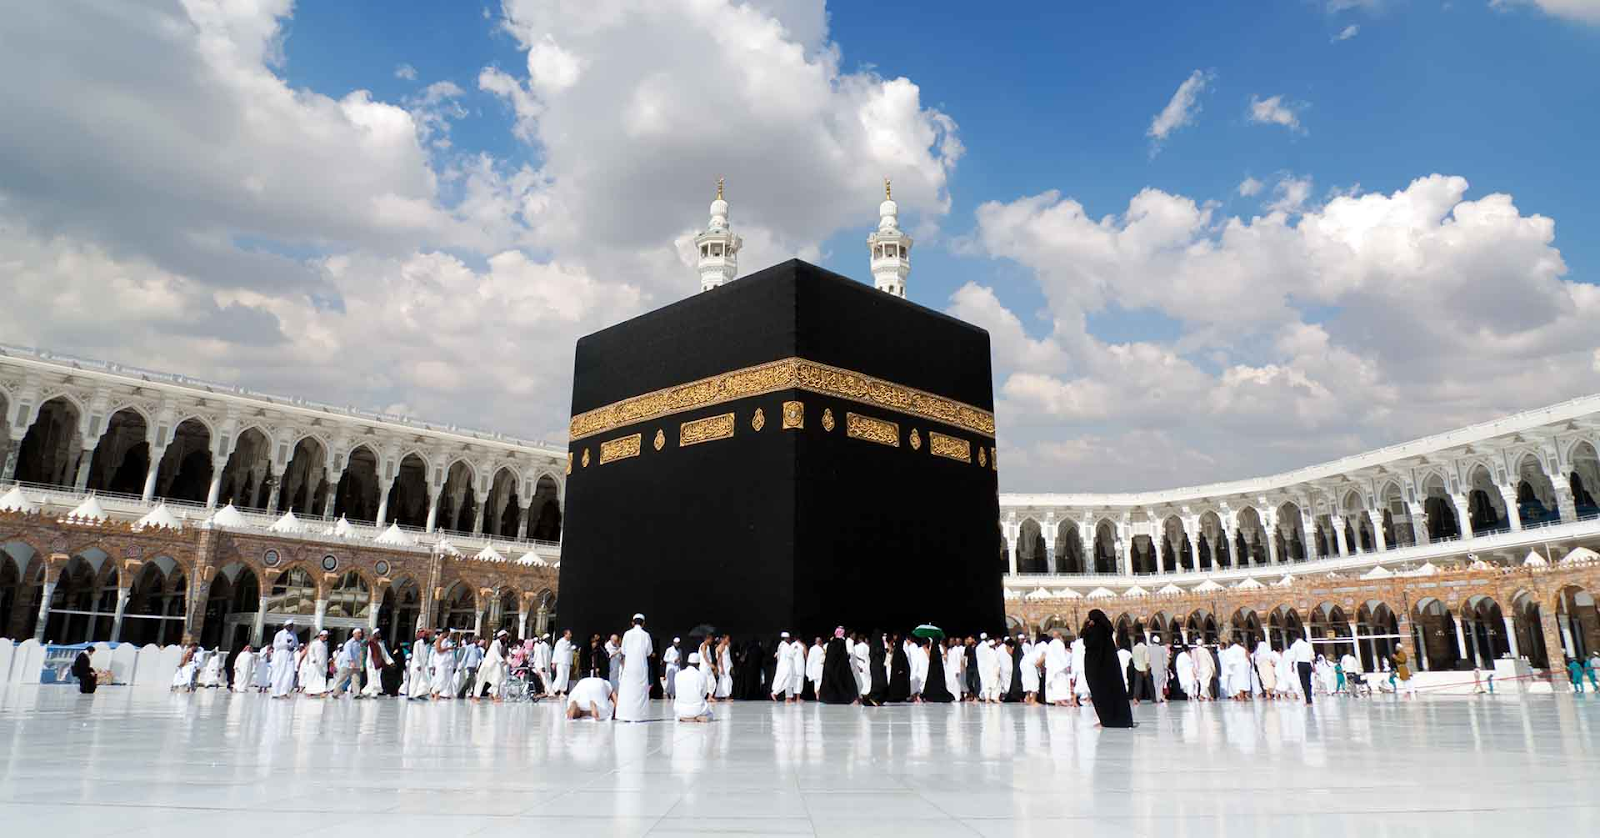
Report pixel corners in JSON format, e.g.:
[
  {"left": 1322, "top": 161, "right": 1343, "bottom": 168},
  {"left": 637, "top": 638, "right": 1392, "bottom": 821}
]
[
  {"left": 565, "top": 676, "right": 615, "bottom": 721},
  {"left": 674, "top": 652, "right": 714, "bottom": 723}
]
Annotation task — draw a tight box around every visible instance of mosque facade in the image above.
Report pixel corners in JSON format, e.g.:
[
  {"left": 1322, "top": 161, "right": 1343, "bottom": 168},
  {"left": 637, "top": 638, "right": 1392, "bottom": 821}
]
[{"left": 2, "top": 189, "right": 1598, "bottom": 679}]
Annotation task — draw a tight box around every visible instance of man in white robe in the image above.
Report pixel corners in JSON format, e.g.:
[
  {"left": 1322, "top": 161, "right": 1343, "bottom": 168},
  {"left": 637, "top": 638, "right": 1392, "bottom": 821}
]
[
  {"left": 975, "top": 635, "right": 997, "bottom": 702},
  {"left": 1044, "top": 631, "right": 1072, "bottom": 706},
  {"left": 662, "top": 638, "right": 682, "bottom": 699},
  {"left": 533, "top": 635, "right": 553, "bottom": 695},
  {"left": 673, "top": 652, "right": 713, "bottom": 722},
  {"left": 253, "top": 647, "right": 274, "bottom": 692},
  {"left": 431, "top": 632, "right": 457, "bottom": 699},
  {"left": 1149, "top": 635, "right": 1170, "bottom": 704},
  {"left": 566, "top": 676, "right": 614, "bottom": 721},
  {"left": 302, "top": 630, "right": 330, "bottom": 696},
  {"left": 362, "top": 629, "right": 394, "bottom": 698},
  {"left": 1175, "top": 647, "right": 1196, "bottom": 698},
  {"left": 407, "top": 630, "right": 432, "bottom": 700},
  {"left": 806, "top": 637, "right": 826, "bottom": 698},
  {"left": 1117, "top": 645, "right": 1133, "bottom": 693},
  {"left": 771, "top": 631, "right": 798, "bottom": 702},
  {"left": 232, "top": 645, "right": 257, "bottom": 692},
  {"left": 851, "top": 633, "right": 872, "bottom": 696},
  {"left": 551, "top": 630, "right": 574, "bottom": 696},
  {"left": 1193, "top": 644, "right": 1216, "bottom": 700},
  {"left": 1220, "top": 639, "right": 1251, "bottom": 699},
  {"left": 944, "top": 640, "right": 964, "bottom": 698},
  {"left": 473, "top": 630, "right": 509, "bottom": 700},
  {"left": 615, "top": 614, "right": 653, "bottom": 722},
  {"left": 1071, "top": 637, "right": 1091, "bottom": 701},
  {"left": 269, "top": 621, "right": 300, "bottom": 699},
  {"left": 786, "top": 637, "right": 807, "bottom": 699}
]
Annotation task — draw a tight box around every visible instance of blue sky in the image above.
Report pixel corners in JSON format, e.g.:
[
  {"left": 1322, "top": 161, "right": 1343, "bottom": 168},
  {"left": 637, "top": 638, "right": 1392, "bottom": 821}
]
[{"left": 3, "top": 0, "right": 1598, "bottom": 491}]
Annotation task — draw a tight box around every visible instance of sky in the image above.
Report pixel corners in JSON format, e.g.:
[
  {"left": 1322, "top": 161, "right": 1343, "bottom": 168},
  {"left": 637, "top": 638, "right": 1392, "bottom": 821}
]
[{"left": 1, "top": 0, "right": 1597, "bottom": 493}]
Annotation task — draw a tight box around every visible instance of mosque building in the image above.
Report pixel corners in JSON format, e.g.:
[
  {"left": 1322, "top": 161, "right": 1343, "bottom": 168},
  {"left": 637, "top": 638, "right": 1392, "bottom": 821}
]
[{"left": 1, "top": 187, "right": 1598, "bottom": 689}]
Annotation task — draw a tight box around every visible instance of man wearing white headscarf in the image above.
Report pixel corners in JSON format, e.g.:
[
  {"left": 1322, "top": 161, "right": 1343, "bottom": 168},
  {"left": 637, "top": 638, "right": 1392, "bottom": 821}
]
[
  {"left": 1043, "top": 630, "right": 1071, "bottom": 706},
  {"left": 1254, "top": 641, "right": 1280, "bottom": 698},
  {"left": 1148, "top": 635, "right": 1170, "bottom": 703},
  {"left": 852, "top": 633, "right": 872, "bottom": 696},
  {"left": 1192, "top": 643, "right": 1216, "bottom": 700},
  {"left": 301, "top": 629, "right": 330, "bottom": 697},
  {"left": 772, "top": 632, "right": 798, "bottom": 702},
  {"left": 1175, "top": 645, "right": 1196, "bottom": 699},
  {"left": 232, "top": 644, "right": 257, "bottom": 692},
  {"left": 551, "top": 630, "right": 573, "bottom": 696},
  {"left": 975, "top": 634, "right": 997, "bottom": 702},
  {"left": 473, "top": 630, "right": 509, "bottom": 701},
  {"left": 662, "top": 638, "right": 682, "bottom": 700},
  {"left": 1220, "top": 639, "right": 1251, "bottom": 699},
  {"left": 674, "top": 652, "right": 713, "bottom": 722},
  {"left": 807, "top": 637, "right": 826, "bottom": 698},
  {"left": 615, "top": 614, "right": 654, "bottom": 722},
  {"left": 269, "top": 620, "right": 300, "bottom": 699}
]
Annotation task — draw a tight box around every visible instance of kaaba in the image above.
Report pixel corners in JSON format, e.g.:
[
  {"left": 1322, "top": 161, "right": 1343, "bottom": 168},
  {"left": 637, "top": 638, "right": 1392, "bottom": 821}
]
[{"left": 558, "top": 259, "right": 1004, "bottom": 645}]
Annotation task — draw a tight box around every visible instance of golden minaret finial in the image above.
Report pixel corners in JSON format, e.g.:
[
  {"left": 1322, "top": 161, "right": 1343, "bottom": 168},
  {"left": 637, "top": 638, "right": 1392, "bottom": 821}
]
[
  {"left": 716, "top": 177, "right": 724, "bottom": 200},
  {"left": 884, "top": 177, "right": 892, "bottom": 200}
]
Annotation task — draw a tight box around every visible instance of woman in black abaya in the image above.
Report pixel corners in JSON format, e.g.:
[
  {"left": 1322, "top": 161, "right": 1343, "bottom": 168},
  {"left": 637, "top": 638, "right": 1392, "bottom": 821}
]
[
  {"left": 734, "top": 638, "right": 766, "bottom": 700},
  {"left": 1003, "top": 638, "right": 1025, "bottom": 702},
  {"left": 1081, "top": 610, "right": 1136, "bottom": 728},
  {"left": 864, "top": 633, "right": 890, "bottom": 706},
  {"left": 964, "top": 637, "right": 981, "bottom": 700},
  {"left": 919, "top": 638, "right": 954, "bottom": 703},
  {"left": 818, "top": 629, "right": 860, "bottom": 704},
  {"left": 887, "top": 633, "right": 911, "bottom": 703}
]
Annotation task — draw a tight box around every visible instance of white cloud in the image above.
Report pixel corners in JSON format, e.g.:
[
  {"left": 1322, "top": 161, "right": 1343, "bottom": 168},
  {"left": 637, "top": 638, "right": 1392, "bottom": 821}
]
[
  {"left": 395, "top": 63, "right": 418, "bottom": 80},
  {"left": 1147, "top": 69, "right": 1214, "bottom": 153},
  {"left": 1334, "top": 24, "right": 1361, "bottom": 40},
  {"left": 1248, "top": 94, "right": 1307, "bottom": 133},
  {"left": 966, "top": 174, "right": 1600, "bottom": 490},
  {"left": 1237, "top": 177, "right": 1265, "bottom": 197},
  {"left": 1490, "top": 0, "right": 1600, "bottom": 24}
]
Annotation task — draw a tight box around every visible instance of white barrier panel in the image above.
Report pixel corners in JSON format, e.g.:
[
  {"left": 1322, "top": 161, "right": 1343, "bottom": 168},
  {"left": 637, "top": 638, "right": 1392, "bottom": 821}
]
[
  {"left": 14, "top": 639, "right": 43, "bottom": 685},
  {"left": 133, "top": 644, "right": 165, "bottom": 688},
  {"left": 107, "top": 643, "right": 139, "bottom": 684},
  {"left": 153, "top": 644, "right": 183, "bottom": 688},
  {"left": 0, "top": 638, "right": 15, "bottom": 687}
]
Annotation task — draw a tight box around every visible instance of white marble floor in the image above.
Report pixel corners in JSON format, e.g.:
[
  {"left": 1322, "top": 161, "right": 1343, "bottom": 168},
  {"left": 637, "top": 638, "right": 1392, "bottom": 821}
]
[{"left": 1, "top": 688, "right": 1596, "bottom": 837}]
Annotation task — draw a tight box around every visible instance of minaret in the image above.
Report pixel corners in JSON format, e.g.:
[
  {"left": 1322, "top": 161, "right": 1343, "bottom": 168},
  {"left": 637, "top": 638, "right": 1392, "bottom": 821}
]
[
  {"left": 867, "top": 178, "right": 911, "bottom": 298},
  {"left": 694, "top": 178, "right": 742, "bottom": 292}
]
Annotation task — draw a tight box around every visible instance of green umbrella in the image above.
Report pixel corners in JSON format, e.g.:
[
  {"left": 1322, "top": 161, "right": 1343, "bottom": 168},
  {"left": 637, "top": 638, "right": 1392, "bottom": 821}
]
[{"left": 911, "top": 624, "right": 944, "bottom": 639}]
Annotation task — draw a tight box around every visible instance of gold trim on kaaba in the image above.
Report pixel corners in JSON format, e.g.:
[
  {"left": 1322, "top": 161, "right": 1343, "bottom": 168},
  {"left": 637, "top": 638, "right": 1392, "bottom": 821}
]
[
  {"left": 652, "top": 429, "right": 665, "bottom": 451},
  {"left": 581, "top": 448, "right": 590, "bottom": 468},
  {"left": 568, "top": 357, "right": 995, "bottom": 441},
  {"left": 566, "top": 452, "right": 572, "bottom": 475},
  {"left": 680, "top": 412, "right": 736, "bottom": 447},
  {"left": 929, "top": 432, "right": 971, "bottom": 463},
  {"left": 822, "top": 408, "right": 836, "bottom": 431},
  {"left": 599, "top": 433, "right": 642, "bottom": 464},
  {"left": 909, "top": 428, "right": 921, "bottom": 450},
  {"left": 846, "top": 412, "right": 899, "bottom": 447},
  {"left": 752, "top": 407, "right": 766, "bottom": 431},
  {"left": 782, "top": 400, "right": 804, "bottom": 430}
]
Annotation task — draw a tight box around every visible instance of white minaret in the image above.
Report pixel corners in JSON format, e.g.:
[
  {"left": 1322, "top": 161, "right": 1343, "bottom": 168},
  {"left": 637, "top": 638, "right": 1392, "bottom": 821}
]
[
  {"left": 867, "top": 178, "right": 911, "bottom": 298},
  {"left": 695, "top": 178, "right": 742, "bottom": 292}
]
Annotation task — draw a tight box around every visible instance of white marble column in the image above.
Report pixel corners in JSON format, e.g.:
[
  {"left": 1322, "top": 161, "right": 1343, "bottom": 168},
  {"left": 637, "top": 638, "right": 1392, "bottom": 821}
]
[
  {"left": 322, "top": 468, "right": 344, "bottom": 518},
  {"left": 425, "top": 487, "right": 441, "bottom": 533},
  {"left": 1497, "top": 485, "right": 1523, "bottom": 531},
  {"left": 1503, "top": 615, "right": 1519, "bottom": 659},
  {"left": 110, "top": 588, "right": 131, "bottom": 642},
  {"left": 313, "top": 598, "right": 328, "bottom": 632},
  {"left": 140, "top": 446, "right": 166, "bottom": 501},
  {"left": 1452, "top": 493, "right": 1474, "bottom": 538},
  {"left": 205, "top": 455, "right": 228, "bottom": 509},
  {"left": 1453, "top": 614, "right": 1470, "bottom": 665},
  {"left": 34, "top": 581, "right": 56, "bottom": 642},
  {"left": 516, "top": 504, "right": 531, "bottom": 540},
  {"left": 1331, "top": 517, "right": 1350, "bottom": 556},
  {"left": 253, "top": 596, "right": 268, "bottom": 647},
  {"left": 1366, "top": 509, "right": 1387, "bottom": 552},
  {"left": 1407, "top": 501, "right": 1431, "bottom": 546}
]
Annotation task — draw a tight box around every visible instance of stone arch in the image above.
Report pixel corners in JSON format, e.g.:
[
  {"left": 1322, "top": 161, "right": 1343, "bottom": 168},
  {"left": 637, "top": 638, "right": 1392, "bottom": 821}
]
[
  {"left": 218, "top": 426, "right": 273, "bottom": 509},
  {"left": 1378, "top": 481, "right": 1413, "bottom": 547},
  {"left": 277, "top": 435, "right": 327, "bottom": 515},
  {"left": 1465, "top": 464, "right": 1506, "bottom": 536},
  {"left": 42, "top": 551, "right": 119, "bottom": 643},
  {"left": 325, "top": 568, "right": 374, "bottom": 621},
  {"left": 1184, "top": 610, "right": 1218, "bottom": 645},
  {"left": 1412, "top": 597, "right": 1461, "bottom": 672},
  {"left": 1355, "top": 600, "right": 1399, "bottom": 671},
  {"left": 485, "top": 466, "right": 522, "bottom": 538},
  {"left": 84, "top": 407, "right": 151, "bottom": 495},
  {"left": 497, "top": 587, "right": 521, "bottom": 634},
  {"left": 125, "top": 557, "right": 187, "bottom": 646},
  {"left": 1276, "top": 501, "right": 1306, "bottom": 562},
  {"left": 1555, "top": 585, "right": 1598, "bottom": 662},
  {"left": 1052, "top": 521, "right": 1083, "bottom": 574},
  {"left": 439, "top": 460, "right": 479, "bottom": 534},
  {"left": 1421, "top": 473, "right": 1460, "bottom": 540},
  {"left": 1159, "top": 516, "right": 1191, "bottom": 572},
  {"left": 1092, "top": 519, "right": 1118, "bottom": 574},
  {"left": 1016, "top": 518, "right": 1046, "bottom": 574},
  {"left": 1508, "top": 589, "right": 1549, "bottom": 668},
  {"left": 527, "top": 474, "right": 563, "bottom": 542},
  {"left": 1513, "top": 452, "right": 1560, "bottom": 525},
  {"left": 386, "top": 575, "right": 423, "bottom": 641},
  {"left": 154, "top": 418, "right": 214, "bottom": 503},
  {"left": 1230, "top": 607, "right": 1264, "bottom": 647},
  {"left": 264, "top": 565, "right": 320, "bottom": 627},
  {"left": 1234, "top": 507, "right": 1267, "bottom": 567},
  {"left": 386, "top": 452, "right": 431, "bottom": 528},
  {"left": 1459, "top": 594, "right": 1510, "bottom": 666},
  {"left": 1199, "top": 510, "right": 1228, "bottom": 569},
  {"left": 334, "top": 445, "right": 382, "bottom": 523},
  {"left": 1130, "top": 533, "right": 1157, "bottom": 575},
  {"left": 14, "top": 395, "right": 83, "bottom": 486},
  {"left": 1568, "top": 441, "right": 1600, "bottom": 518},
  {"left": 1341, "top": 491, "right": 1373, "bottom": 554},
  {"left": 200, "top": 561, "right": 260, "bottom": 650},
  {"left": 1309, "top": 602, "right": 1353, "bottom": 659},
  {"left": 437, "top": 581, "right": 478, "bottom": 630},
  {"left": 1267, "top": 605, "right": 1302, "bottom": 651}
]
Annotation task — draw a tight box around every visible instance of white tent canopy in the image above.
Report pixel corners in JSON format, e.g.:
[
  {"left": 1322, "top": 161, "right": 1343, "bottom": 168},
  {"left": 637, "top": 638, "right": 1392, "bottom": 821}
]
[
  {"left": 204, "top": 504, "right": 249, "bottom": 529},
  {"left": 268, "top": 511, "right": 306, "bottom": 533},
  {"left": 64, "top": 495, "right": 109, "bottom": 523},
  {"left": 374, "top": 523, "right": 416, "bottom": 546},
  {"left": 133, "top": 503, "right": 182, "bottom": 532},
  {"left": 0, "top": 485, "right": 36, "bottom": 514}
]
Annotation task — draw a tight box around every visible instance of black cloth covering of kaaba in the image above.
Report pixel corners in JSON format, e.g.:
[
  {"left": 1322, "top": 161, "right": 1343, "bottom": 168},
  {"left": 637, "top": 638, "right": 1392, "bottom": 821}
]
[{"left": 559, "top": 259, "right": 1005, "bottom": 656}]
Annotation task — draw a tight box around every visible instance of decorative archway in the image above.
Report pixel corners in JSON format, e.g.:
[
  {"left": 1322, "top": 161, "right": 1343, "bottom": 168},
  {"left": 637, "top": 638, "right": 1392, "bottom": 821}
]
[{"left": 13, "top": 396, "right": 82, "bottom": 487}]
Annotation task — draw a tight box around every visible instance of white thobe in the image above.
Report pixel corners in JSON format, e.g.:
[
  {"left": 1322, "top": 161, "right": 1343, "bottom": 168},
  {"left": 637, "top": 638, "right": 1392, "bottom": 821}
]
[
  {"left": 474, "top": 639, "right": 507, "bottom": 697},
  {"left": 716, "top": 646, "right": 733, "bottom": 697},
  {"left": 1044, "top": 638, "right": 1071, "bottom": 702},
  {"left": 1193, "top": 647, "right": 1216, "bottom": 698},
  {"left": 673, "top": 666, "right": 712, "bottom": 720},
  {"left": 431, "top": 640, "right": 456, "bottom": 696},
  {"left": 269, "top": 629, "right": 299, "bottom": 697},
  {"left": 908, "top": 643, "right": 927, "bottom": 696},
  {"left": 787, "top": 641, "right": 806, "bottom": 695},
  {"left": 232, "top": 650, "right": 257, "bottom": 692},
  {"left": 995, "top": 645, "right": 1013, "bottom": 698},
  {"left": 1117, "top": 648, "right": 1133, "bottom": 692},
  {"left": 806, "top": 643, "right": 826, "bottom": 693},
  {"left": 253, "top": 649, "right": 274, "bottom": 690},
  {"left": 302, "top": 640, "right": 330, "bottom": 695},
  {"left": 552, "top": 638, "right": 573, "bottom": 692},
  {"left": 1071, "top": 639, "right": 1091, "bottom": 697},
  {"left": 615, "top": 626, "right": 653, "bottom": 722},
  {"left": 944, "top": 645, "right": 964, "bottom": 697},
  {"left": 852, "top": 641, "right": 872, "bottom": 695},
  {"left": 662, "top": 646, "right": 681, "bottom": 699},
  {"left": 364, "top": 640, "right": 392, "bottom": 697},
  {"left": 198, "top": 652, "right": 224, "bottom": 688},
  {"left": 976, "top": 641, "right": 996, "bottom": 699},
  {"left": 772, "top": 641, "right": 796, "bottom": 698},
  {"left": 1176, "top": 650, "right": 1196, "bottom": 697},
  {"left": 408, "top": 639, "right": 432, "bottom": 698},
  {"left": 1021, "top": 645, "right": 1042, "bottom": 694},
  {"left": 1221, "top": 645, "right": 1251, "bottom": 696},
  {"left": 567, "top": 676, "right": 613, "bottom": 720}
]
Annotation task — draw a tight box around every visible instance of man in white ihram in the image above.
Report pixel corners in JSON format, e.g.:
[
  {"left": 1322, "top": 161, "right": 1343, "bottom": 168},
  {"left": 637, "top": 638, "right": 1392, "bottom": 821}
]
[
  {"left": 674, "top": 652, "right": 713, "bottom": 722},
  {"left": 615, "top": 613, "right": 654, "bottom": 722},
  {"left": 551, "top": 630, "right": 574, "bottom": 696},
  {"left": 269, "top": 619, "right": 300, "bottom": 699}
]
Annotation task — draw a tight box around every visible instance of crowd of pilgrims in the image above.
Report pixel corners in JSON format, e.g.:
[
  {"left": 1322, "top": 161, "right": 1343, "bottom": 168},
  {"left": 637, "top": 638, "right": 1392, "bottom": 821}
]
[{"left": 163, "top": 608, "right": 1386, "bottom": 726}]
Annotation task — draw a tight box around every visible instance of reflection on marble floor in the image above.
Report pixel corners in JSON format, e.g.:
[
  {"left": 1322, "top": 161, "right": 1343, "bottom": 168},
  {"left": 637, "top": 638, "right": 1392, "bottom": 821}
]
[{"left": 1, "top": 688, "right": 1597, "bottom": 837}]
